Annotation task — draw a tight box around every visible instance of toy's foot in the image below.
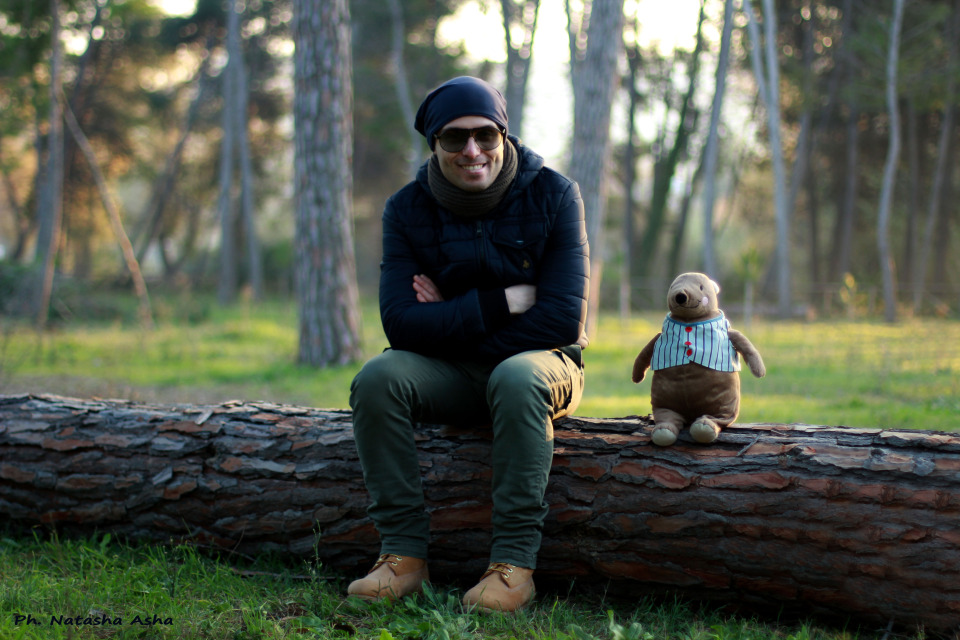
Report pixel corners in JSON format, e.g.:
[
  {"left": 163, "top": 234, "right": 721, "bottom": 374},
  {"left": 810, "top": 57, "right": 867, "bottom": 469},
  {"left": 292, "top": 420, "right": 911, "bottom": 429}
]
[
  {"left": 651, "top": 425, "right": 679, "bottom": 446},
  {"left": 690, "top": 419, "right": 721, "bottom": 444}
]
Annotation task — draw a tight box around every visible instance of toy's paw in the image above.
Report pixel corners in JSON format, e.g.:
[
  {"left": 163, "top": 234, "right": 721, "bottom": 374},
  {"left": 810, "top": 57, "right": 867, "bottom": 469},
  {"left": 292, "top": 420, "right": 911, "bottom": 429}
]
[
  {"left": 690, "top": 419, "right": 721, "bottom": 444},
  {"left": 651, "top": 425, "right": 679, "bottom": 447}
]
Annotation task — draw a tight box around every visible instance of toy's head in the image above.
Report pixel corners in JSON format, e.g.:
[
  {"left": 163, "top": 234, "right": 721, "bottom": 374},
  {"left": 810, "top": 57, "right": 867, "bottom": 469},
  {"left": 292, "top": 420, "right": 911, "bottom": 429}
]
[{"left": 666, "top": 272, "right": 722, "bottom": 322}]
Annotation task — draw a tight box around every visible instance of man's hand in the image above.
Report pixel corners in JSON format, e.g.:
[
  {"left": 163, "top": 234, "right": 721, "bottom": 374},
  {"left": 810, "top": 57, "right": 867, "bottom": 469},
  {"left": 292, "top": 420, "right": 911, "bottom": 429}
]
[
  {"left": 505, "top": 284, "right": 536, "bottom": 314},
  {"left": 415, "top": 275, "right": 535, "bottom": 315},
  {"left": 413, "top": 274, "right": 444, "bottom": 303}
]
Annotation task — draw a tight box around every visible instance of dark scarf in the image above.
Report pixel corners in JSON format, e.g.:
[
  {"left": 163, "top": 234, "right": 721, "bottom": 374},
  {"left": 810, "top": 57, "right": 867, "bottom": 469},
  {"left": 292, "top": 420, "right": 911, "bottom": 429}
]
[{"left": 427, "top": 139, "right": 518, "bottom": 218}]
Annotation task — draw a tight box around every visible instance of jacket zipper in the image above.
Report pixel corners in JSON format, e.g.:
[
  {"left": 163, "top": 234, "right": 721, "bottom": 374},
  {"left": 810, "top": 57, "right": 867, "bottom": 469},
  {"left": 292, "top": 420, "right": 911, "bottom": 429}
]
[{"left": 475, "top": 220, "right": 486, "bottom": 271}]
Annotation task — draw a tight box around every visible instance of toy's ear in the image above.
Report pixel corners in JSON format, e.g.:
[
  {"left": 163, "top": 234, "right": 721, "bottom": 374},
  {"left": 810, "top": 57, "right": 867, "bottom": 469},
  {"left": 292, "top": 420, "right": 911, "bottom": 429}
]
[{"left": 711, "top": 280, "right": 720, "bottom": 294}]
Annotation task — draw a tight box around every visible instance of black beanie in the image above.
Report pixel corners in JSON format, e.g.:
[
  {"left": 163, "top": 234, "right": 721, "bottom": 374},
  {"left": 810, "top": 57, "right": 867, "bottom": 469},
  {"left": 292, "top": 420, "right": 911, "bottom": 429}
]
[{"left": 414, "top": 76, "right": 509, "bottom": 150}]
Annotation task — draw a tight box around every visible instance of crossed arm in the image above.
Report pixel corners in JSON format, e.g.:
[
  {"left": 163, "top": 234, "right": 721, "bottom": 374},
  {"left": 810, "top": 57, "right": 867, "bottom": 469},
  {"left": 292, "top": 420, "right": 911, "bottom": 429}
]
[
  {"left": 413, "top": 274, "right": 536, "bottom": 315},
  {"left": 380, "top": 180, "right": 588, "bottom": 359}
]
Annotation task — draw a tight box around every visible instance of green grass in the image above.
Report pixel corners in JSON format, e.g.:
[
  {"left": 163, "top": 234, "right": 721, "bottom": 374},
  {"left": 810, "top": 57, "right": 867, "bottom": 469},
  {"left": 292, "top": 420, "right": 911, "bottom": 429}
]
[
  {"left": 586, "top": 314, "right": 960, "bottom": 431},
  {"left": 1, "top": 296, "right": 953, "bottom": 638},
  {"left": 1, "top": 297, "right": 382, "bottom": 409},
  {"left": 2, "top": 296, "right": 958, "bottom": 431},
  {"left": 0, "top": 532, "right": 884, "bottom": 640},
  {"left": 1, "top": 533, "right": 311, "bottom": 639}
]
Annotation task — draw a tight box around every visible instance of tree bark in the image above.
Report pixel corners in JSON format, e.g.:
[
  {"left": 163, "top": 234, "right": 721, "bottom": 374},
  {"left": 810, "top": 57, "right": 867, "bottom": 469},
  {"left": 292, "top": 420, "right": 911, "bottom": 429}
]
[
  {"left": 32, "top": 0, "right": 64, "bottom": 329},
  {"left": 292, "top": 0, "right": 363, "bottom": 366},
  {"left": 831, "top": 105, "right": 859, "bottom": 284},
  {"left": 233, "top": 5, "right": 264, "bottom": 303},
  {"left": 216, "top": 17, "right": 239, "bottom": 306},
  {"left": 829, "top": 0, "right": 858, "bottom": 287},
  {"left": 2, "top": 394, "right": 959, "bottom": 632},
  {"left": 386, "top": 0, "right": 422, "bottom": 180},
  {"left": 566, "top": 0, "right": 625, "bottom": 338},
  {"left": 700, "top": 0, "right": 734, "bottom": 279},
  {"left": 877, "top": 0, "right": 904, "bottom": 323},
  {"left": 500, "top": 0, "right": 540, "bottom": 140},
  {"left": 913, "top": 2, "right": 958, "bottom": 313},
  {"left": 620, "top": 34, "right": 641, "bottom": 323},
  {"left": 743, "top": 0, "right": 791, "bottom": 318}
]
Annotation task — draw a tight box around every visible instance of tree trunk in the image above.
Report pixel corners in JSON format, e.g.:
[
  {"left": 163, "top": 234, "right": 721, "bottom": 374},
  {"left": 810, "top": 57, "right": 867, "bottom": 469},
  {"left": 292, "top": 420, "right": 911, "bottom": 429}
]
[
  {"left": 214, "top": 0, "right": 265, "bottom": 303},
  {"left": 790, "top": 1, "right": 816, "bottom": 304},
  {"left": 743, "top": 0, "right": 791, "bottom": 317},
  {"left": 620, "top": 35, "right": 640, "bottom": 323},
  {"left": 786, "top": 0, "right": 813, "bottom": 226},
  {"left": 386, "top": 0, "right": 422, "bottom": 180},
  {"left": 805, "top": 149, "right": 820, "bottom": 301},
  {"left": 913, "top": 3, "right": 958, "bottom": 313},
  {"left": 0, "top": 138, "right": 31, "bottom": 265},
  {"left": 828, "top": 0, "right": 858, "bottom": 288},
  {"left": 877, "top": 0, "right": 904, "bottom": 324},
  {"left": 216, "top": 18, "right": 238, "bottom": 305},
  {"left": 566, "top": 0, "right": 625, "bottom": 338},
  {"left": 292, "top": 0, "right": 363, "bottom": 366},
  {"left": 2, "top": 393, "right": 959, "bottom": 632},
  {"left": 500, "top": 0, "right": 540, "bottom": 140},
  {"left": 700, "top": 0, "right": 734, "bottom": 279},
  {"left": 763, "top": 0, "right": 790, "bottom": 318},
  {"left": 831, "top": 106, "right": 859, "bottom": 283},
  {"left": 932, "top": 151, "right": 953, "bottom": 295},
  {"left": 902, "top": 97, "right": 920, "bottom": 295},
  {"left": 233, "top": 6, "right": 264, "bottom": 303},
  {"left": 32, "top": 0, "right": 64, "bottom": 328}
]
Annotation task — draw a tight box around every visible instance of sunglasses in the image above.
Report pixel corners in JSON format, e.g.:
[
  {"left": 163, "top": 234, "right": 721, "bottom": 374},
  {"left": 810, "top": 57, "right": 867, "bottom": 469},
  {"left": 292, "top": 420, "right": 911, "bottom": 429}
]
[{"left": 434, "top": 126, "right": 504, "bottom": 153}]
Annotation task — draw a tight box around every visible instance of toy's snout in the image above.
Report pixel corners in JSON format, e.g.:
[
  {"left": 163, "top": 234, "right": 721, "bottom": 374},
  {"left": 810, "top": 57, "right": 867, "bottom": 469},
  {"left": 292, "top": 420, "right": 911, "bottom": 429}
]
[{"left": 675, "top": 293, "right": 688, "bottom": 305}]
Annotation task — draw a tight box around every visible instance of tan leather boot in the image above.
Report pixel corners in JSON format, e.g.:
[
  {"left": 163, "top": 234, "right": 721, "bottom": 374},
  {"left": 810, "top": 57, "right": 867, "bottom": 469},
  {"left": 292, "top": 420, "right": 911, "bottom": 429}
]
[
  {"left": 462, "top": 562, "right": 535, "bottom": 612},
  {"left": 347, "top": 554, "right": 429, "bottom": 601}
]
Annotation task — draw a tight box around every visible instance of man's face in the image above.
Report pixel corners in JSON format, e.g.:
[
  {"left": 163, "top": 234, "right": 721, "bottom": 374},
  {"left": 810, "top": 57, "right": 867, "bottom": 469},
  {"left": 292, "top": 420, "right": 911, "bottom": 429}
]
[{"left": 434, "top": 115, "right": 504, "bottom": 192}]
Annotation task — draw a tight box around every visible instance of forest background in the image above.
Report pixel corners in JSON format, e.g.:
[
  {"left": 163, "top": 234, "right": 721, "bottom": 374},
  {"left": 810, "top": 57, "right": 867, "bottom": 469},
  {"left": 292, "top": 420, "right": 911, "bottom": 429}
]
[
  {"left": 1, "top": 0, "right": 958, "bottom": 368},
  {"left": 1, "top": 4, "right": 957, "bottom": 638}
]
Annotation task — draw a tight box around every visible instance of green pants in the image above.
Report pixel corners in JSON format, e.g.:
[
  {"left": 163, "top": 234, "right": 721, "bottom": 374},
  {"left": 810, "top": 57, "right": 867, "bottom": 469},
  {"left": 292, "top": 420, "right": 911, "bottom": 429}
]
[{"left": 349, "top": 346, "right": 584, "bottom": 569}]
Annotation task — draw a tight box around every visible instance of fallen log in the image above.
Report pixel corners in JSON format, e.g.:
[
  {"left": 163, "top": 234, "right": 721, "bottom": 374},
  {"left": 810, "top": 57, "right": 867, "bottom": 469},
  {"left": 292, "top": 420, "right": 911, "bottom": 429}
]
[{"left": 1, "top": 393, "right": 959, "bottom": 632}]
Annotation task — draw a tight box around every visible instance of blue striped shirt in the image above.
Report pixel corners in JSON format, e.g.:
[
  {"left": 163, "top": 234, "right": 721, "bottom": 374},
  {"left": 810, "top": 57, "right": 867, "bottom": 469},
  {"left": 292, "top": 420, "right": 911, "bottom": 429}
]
[{"left": 651, "top": 312, "right": 740, "bottom": 372}]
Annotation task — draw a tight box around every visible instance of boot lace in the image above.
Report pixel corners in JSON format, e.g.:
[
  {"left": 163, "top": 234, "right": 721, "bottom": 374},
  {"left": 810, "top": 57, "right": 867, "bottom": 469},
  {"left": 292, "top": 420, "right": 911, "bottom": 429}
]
[
  {"left": 483, "top": 562, "right": 518, "bottom": 582},
  {"left": 369, "top": 553, "right": 403, "bottom": 573}
]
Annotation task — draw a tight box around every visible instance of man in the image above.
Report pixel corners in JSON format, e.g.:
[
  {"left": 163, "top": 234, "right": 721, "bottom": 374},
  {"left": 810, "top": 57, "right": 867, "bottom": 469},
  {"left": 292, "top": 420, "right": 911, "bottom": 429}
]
[{"left": 348, "top": 76, "right": 589, "bottom": 612}]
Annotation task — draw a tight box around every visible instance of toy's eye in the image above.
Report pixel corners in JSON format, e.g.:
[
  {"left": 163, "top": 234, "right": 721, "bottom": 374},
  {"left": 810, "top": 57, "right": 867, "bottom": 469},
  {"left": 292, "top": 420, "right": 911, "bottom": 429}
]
[{"left": 699, "top": 285, "right": 704, "bottom": 290}]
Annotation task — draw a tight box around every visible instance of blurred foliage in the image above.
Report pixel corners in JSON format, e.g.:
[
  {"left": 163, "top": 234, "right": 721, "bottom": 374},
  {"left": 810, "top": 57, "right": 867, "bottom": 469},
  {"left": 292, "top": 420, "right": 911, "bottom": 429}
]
[{"left": 0, "top": 0, "right": 958, "bottom": 316}]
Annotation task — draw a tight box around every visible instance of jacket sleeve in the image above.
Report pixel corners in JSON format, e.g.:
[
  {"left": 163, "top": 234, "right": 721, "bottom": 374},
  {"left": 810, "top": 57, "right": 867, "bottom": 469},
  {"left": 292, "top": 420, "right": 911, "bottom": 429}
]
[
  {"left": 474, "top": 179, "right": 589, "bottom": 360},
  {"left": 378, "top": 195, "right": 492, "bottom": 357}
]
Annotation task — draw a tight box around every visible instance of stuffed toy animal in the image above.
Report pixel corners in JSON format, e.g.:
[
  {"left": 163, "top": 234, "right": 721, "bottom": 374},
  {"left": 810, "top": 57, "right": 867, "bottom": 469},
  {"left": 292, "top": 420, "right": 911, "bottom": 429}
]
[{"left": 632, "top": 272, "right": 766, "bottom": 446}]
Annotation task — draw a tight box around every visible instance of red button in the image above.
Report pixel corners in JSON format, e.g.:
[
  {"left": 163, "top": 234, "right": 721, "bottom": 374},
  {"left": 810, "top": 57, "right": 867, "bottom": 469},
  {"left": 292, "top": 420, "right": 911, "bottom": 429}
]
[
  {"left": 685, "top": 327, "right": 693, "bottom": 333},
  {"left": 686, "top": 349, "right": 693, "bottom": 356}
]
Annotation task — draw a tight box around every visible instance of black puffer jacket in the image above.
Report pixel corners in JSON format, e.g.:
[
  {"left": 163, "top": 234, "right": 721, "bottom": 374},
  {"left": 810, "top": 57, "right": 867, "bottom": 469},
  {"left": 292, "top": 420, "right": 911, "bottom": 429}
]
[{"left": 379, "top": 139, "right": 589, "bottom": 362}]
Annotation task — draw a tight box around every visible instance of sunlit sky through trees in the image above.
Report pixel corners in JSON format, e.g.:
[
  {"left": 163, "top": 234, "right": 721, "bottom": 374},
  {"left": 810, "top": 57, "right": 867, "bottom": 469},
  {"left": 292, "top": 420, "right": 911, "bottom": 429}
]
[{"left": 150, "top": 0, "right": 705, "bottom": 166}]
